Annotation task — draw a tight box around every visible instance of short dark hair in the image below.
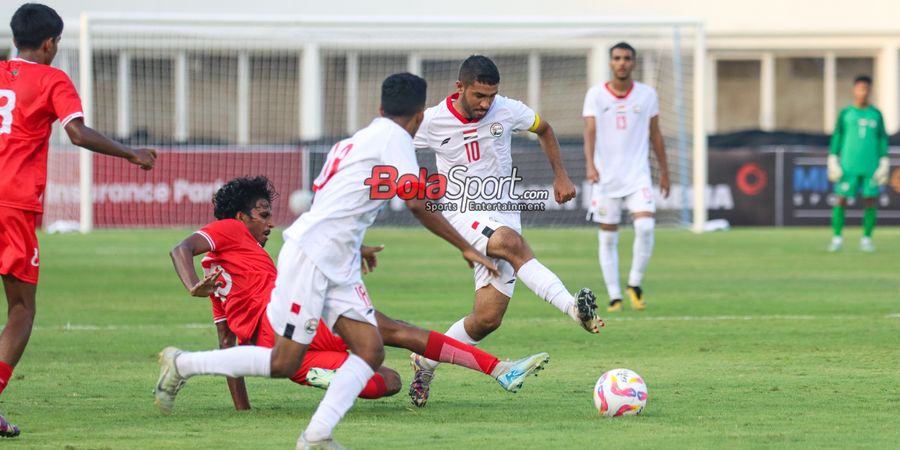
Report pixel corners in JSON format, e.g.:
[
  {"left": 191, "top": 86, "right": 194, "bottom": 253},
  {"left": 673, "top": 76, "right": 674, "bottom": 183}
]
[
  {"left": 458, "top": 55, "right": 500, "bottom": 86},
  {"left": 10, "top": 3, "right": 63, "bottom": 51},
  {"left": 609, "top": 42, "right": 637, "bottom": 59},
  {"left": 854, "top": 75, "right": 872, "bottom": 85},
  {"left": 381, "top": 72, "right": 427, "bottom": 117},
  {"left": 212, "top": 176, "right": 278, "bottom": 220}
]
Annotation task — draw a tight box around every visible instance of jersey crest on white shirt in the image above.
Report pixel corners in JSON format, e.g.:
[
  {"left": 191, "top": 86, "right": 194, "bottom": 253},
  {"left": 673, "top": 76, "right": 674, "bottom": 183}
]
[
  {"left": 582, "top": 81, "right": 659, "bottom": 198},
  {"left": 285, "top": 117, "right": 419, "bottom": 285}
]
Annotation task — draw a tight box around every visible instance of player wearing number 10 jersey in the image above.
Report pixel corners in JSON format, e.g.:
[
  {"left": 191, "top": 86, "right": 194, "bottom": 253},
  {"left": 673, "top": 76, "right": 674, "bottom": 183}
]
[
  {"left": 408, "top": 55, "right": 604, "bottom": 408},
  {"left": 0, "top": 4, "right": 157, "bottom": 437}
]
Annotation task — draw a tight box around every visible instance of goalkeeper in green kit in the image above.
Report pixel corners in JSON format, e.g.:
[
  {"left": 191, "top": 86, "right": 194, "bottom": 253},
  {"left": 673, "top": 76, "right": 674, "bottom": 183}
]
[{"left": 827, "top": 75, "right": 890, "bottom": 252}]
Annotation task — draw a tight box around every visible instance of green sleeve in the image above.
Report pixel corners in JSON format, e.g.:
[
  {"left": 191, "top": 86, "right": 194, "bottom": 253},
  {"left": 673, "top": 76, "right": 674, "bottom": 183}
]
[
  {"left": 830, "top": 109, "right": 844, "bottom": 155},
  {"left": 878, "top": 111, "right": 889, "bottom": 157}
]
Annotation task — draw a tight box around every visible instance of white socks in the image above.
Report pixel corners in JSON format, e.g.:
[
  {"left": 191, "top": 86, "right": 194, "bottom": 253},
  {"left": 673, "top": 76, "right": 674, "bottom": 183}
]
[
  {"left": 517, "top": 258, "right": 577, "bottom": 319},
  {"left": 598, "top": 230, "right": 622, "bottom": 300},
  {"left": 175, "top": 346, "right": 272, "bottom": 378},
  {"left": 419, "top": 318, "right": 478, "bottom": 371},
  {"left": 628, "top": 217, "right": 655, "bottom": 287},
  {"left": 303, "top": 354, "right": 374, "bottom": 442}
]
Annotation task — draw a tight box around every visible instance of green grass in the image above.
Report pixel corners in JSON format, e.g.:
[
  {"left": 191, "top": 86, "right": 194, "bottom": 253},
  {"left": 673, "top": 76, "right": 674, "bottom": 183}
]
[{"left": 2, "top": 226, "right": 899, "bottom": 449}]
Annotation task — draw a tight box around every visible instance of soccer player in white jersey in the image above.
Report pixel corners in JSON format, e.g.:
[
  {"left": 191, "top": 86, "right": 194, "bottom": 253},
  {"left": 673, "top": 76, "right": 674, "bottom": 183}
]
[
  {"left": 583, "top": 42, "right": 671, "bottom": 313},
  {"left": 408, "top": 55, "right": 605, "bottom": 407},
  {"left": 154, "top": 73, "right": 498, "bottom": 450}
]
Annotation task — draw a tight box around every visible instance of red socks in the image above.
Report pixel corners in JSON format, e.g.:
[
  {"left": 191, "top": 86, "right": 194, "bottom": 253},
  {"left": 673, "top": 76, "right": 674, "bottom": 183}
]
[
  {"left": 423, "top": 331, "right": 499, "bottom": 375},
  {"left": 0, "top": 361, "right": 13, "bottom": 395},
  {"left": 358, "top": 373, "right": 387, "bottom": 399}
]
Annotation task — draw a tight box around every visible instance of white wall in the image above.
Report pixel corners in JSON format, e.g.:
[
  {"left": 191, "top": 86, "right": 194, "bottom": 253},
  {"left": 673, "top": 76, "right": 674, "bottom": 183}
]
[{"left": 3, "top": 0, "right": 900, "bottom": 35}]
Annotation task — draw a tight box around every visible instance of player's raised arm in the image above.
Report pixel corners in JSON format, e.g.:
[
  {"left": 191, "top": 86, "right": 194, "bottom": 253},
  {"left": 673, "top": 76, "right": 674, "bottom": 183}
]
[
  {"left": 649, "top": 116, "right": 671, "bottom": 198},
  {"left": 405, "top": 199, "right": 499, "bottom": 277},
  {"left": 583, "top": 116, "right": 599, "bottom": 183},
  {"left": 169, "top": 233, "right": 220, "bottom": 297},
  {"left": 530, "top": 118, "right": 576, "bottom": 204},
  {"left": 64, "top": 118, "right": 157, "bottom": 170}
]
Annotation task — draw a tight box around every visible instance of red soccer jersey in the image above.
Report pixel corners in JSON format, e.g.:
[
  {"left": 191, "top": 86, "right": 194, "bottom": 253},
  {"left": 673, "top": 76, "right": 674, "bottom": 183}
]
[
  {"left": 198, "top": 219, "right": 277, "bottom": 343},
  {"left": 0, "top": 58, "right": 84, "bottom": 213}
]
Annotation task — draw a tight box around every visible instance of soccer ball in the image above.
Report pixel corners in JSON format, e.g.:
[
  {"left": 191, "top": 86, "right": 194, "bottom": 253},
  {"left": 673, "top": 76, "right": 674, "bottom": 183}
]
[
  {"left": 593, "top": 368, "right": 648, "bottom": 417},
  {"left": 288, "top": 189, "right": 314, "bottom": 215}
]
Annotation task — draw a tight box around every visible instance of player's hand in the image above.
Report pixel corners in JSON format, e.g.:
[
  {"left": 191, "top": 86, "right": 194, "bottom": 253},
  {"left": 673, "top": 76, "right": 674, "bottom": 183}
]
[
  {"left": 827, "top": 155, "right": 842, "bottom": 182},
  {"left": 659, "top": 172, "right": 671, "bottom": 199},
  {"left": 360, "top": 244, "right": 384, "bottom": 275},
  {"left": 874, "top": 157, "right": 890, "bottom": 186},
  {"left": 129, "top": 148, "right": 157, "bottom": 170},
  {"left": 586, "top": 164, "right": 600, "bottom": 183},
  {"left": 190, "top": 267, "right": 222, "bottom": 298},
  {"left": 461, "top": 247, "right": 499, "bottom": 278},
  {"left": 553, "top": 175, "right": 577, "bottom": 204}
]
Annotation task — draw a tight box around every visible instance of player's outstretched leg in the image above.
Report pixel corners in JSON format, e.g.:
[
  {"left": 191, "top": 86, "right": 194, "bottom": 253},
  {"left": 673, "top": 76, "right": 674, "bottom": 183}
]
[{"left": 0, "top": 414, "right": 19, "bottom": 438}]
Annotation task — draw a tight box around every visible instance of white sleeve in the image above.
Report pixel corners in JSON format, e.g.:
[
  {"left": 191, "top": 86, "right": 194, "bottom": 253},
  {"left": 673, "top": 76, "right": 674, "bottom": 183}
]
[
  {"left": 412, "top": 108, "right": 432, "bottom": 150},
  {"left": 506, "top": 98, "right": 538, "bottom": 133},
  {"left": 582, "top": 86, "right": 600, "bottom": 118},
  {"left": 649, "top": 88, "right": 660, "bottom": 118}
]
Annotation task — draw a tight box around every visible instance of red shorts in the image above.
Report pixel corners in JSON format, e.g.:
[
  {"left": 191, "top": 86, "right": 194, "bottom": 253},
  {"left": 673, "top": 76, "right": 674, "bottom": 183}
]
[
  {"left": 252, "top": 314, "right": 349, "bottom": 385},
  {"left": 0, "top": 209, "right": 40, "bottom": 284}
]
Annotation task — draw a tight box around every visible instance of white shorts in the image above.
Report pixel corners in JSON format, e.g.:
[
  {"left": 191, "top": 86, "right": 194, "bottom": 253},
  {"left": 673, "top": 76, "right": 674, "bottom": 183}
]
[
  {"left": 445, "top": 210, "right": 520, "bottom": 298},
  {"left": 266, "top": 240, "right": 377, "bottom": 345},
  {"left": 587, "top": 183, "right": 656, "bottom": 225}
]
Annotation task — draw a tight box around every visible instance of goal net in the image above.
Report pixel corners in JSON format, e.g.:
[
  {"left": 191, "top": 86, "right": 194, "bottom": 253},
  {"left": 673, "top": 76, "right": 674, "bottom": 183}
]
[{"left": 43, "top": 14, "right": 706, "bottom": 231}]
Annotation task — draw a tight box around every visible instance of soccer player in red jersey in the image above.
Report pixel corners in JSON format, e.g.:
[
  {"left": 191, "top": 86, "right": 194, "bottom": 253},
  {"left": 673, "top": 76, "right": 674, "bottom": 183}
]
[
  {"left": 0, "top": 4, "right": 157, "bottom": 437},
  {"left": 168, "top": 176, "right": 550, "bottom": 410}
]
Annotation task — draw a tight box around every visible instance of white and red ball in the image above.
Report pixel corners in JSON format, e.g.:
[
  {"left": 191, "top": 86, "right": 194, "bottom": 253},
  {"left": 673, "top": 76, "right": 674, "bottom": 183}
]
[{"left": 593, "top": 368, "right": 648, "bottom": 417}]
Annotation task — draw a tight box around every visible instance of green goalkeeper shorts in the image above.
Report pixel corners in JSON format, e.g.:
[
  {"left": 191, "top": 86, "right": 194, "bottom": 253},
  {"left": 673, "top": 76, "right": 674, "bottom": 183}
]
[{"left": 834, "top": 173, "right": 880, "bottom": 198}]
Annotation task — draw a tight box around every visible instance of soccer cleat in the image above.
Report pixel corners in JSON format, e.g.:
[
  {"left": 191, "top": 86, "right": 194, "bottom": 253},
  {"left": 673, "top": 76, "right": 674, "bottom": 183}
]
[
  {"left": 574, "top": 288, "right": 604, "bottom": 333},
  {"left": 0, "top": 414, "right": 20, "bottom": 438},
  {"left": 860, "top": 237, "right": 875, "bottom": 253},
  {"left": 494, "top": 352, "right": 550, "bottom": 393},
  {"left": 607, "top": 299, "right": 623, "bottom": 312},
  {"left": 155, "top": 346, "right": 187, "bottom": 415},
  {"left": 828, "top": 237, "right": 843, "bottom": 253},
  {"left": 305, "top": 367, "right": 336, "bottom": 390},
  {"left": 297, "top": 433, "right": 347, "bottom": 450},
  {"left": 408, "top": 353, "right": 435, "bottom": 407},
  {"left": 626, "top": 286, "right": 646, "bottom": 311}
]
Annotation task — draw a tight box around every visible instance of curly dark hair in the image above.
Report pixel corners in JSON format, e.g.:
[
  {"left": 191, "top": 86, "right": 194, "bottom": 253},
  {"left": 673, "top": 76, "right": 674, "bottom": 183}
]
[{"left": 212, "top": 176, "right": 278, "bottom": 220}]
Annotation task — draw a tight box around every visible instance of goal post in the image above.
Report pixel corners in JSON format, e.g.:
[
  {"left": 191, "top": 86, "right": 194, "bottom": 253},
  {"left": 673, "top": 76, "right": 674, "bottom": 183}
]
[{"left": 66, "top": 13, "right": 706, "bottom": 231}]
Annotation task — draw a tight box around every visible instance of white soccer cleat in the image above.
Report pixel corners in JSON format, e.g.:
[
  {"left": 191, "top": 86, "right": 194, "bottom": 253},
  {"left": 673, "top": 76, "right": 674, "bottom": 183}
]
[
  {"left": 860, "top": 237, "right": 875, "bottom": 253},
  {"left": 155, "top": 346, "right": 186, "bottom": 415},
  {"left": 305, "top": 367, "right": 337, "bottom": 390},
  {"left": 408, "top": 353, "right": 436, "bottom": 407},
  {"left": 297, "top": 433, "right": 347, "bottom": 450},
  {"left": 828, "top": 237, "right": 843, "bottom": 253},
  {"left": 494, "top": 352, "right": 550, "bottom": 393}
]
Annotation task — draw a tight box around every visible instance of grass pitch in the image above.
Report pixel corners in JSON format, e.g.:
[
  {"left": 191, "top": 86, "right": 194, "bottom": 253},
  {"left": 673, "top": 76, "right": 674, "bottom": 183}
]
[{"left": 1, "top": 226, "right": 899, "bottom": 449}]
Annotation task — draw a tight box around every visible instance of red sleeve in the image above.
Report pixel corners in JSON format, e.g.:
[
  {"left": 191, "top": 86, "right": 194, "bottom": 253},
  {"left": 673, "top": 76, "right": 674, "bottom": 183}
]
[
  {"left": 196, "top": 219, "right": 244, "bottom": 252},
  {"left": 46, "top": 70, "right": 84, "bottom": 127},
  {"left": 210, "top": 297, "right": 227, "bottom": 323}
]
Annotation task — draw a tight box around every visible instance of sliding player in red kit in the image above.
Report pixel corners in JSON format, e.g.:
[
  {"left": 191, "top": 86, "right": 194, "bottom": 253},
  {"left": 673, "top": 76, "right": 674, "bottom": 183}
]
[
  {"left": 167, "top": 176, "right": 550, "bottom": 410},
  {"left": 0, "top": 4, "right": 156, "bottom": 437}
]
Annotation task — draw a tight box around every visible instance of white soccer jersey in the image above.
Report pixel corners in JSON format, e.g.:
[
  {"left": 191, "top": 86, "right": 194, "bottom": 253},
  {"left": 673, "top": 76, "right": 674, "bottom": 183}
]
[
  {"left": 284, "top": 117, "right": 419, "bottom": 286},
  {"left": 414, "top": 93, "right": 538, "bottom": 209},
  {"left": 582, "top": 81, "right": 659, "bottom": 198}
]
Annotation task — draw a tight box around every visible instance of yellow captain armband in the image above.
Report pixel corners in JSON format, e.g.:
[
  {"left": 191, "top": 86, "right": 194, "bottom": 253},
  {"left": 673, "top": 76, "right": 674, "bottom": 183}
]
[{"left": 528, "top": 114, "right": 541, "bottom": 132}]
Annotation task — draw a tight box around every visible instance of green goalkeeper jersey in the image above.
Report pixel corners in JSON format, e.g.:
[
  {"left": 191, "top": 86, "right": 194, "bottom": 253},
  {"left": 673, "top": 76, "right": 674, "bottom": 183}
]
[{"left": 829, "top": 105, "right": 889, "bottom": 176}]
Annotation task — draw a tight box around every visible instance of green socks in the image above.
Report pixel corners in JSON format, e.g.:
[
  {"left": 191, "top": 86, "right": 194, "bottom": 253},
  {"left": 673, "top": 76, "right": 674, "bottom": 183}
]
[
  {"left": 863, "top": 207, "right": 877, "bottom": 237},
  {"left": 832, "top": 206, "right": 845, "bottom": 237}
]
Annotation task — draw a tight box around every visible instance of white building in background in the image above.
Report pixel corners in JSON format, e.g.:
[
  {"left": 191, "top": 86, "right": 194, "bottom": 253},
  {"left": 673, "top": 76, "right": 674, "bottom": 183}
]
[{"left": 3, "top": 0, "right": 900, "bottom": 135}]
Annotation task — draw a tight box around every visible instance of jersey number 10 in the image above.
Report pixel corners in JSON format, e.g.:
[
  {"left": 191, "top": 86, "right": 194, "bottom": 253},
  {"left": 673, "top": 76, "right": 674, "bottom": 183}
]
[
  {"left": 465, "top": 141, "right": 481, "bottom": 163},
  {"left": 0, "top": 90, "right": 16, "bottom": 135}
]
